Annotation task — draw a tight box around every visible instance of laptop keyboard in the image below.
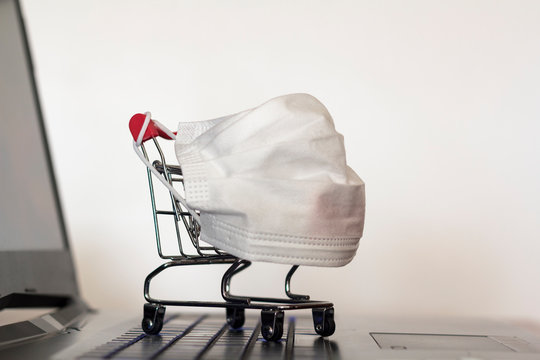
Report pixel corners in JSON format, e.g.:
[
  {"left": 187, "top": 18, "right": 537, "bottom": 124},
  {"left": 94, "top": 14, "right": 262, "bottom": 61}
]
[{"left": 78, "top": 313, "right": 335, "bottom": 359}]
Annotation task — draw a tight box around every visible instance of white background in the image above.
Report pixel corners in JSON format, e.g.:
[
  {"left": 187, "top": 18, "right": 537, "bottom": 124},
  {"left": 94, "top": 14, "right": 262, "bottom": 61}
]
[{"left": 21, "top": 0, "right": 540, "bottom": 321}]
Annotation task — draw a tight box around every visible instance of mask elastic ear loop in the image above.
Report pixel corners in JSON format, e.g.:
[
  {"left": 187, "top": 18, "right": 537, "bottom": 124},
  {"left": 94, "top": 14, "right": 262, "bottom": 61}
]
[
  {"left": 153, "top": 119, "right": 177, "bottom": 141},
  {"left": 133, "top": 112, "right": 201, "bottom": 223}
]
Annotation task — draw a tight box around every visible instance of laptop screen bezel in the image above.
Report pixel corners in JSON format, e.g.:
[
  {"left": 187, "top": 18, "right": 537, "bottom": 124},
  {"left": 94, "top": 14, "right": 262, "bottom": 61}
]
[{"left": 0, "top": 0, "right": 80, "bottom": 305}]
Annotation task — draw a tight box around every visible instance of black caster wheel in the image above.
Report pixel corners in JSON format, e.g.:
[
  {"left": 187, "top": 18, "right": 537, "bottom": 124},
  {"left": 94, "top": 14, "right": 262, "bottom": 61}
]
[
  {"left": 226, "top": 307, "right": 245, "bottom": 329},
  {"left": 142, "top": 303, "right": 165, "bottom": 335},
  {"left": 261, "top": 310, "right": 284, "bottom": 342},
  {"left": 312, "top": 307, "right": 335, "bottom": 337}
]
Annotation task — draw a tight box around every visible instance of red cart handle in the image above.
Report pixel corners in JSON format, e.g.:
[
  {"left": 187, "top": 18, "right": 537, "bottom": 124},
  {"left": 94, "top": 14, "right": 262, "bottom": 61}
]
[
  {"left": 129, "top": 113, "right": 176, "bottom": 144},
  {"left": 130, "top": 112, "right": 200, "bottom": 221}
]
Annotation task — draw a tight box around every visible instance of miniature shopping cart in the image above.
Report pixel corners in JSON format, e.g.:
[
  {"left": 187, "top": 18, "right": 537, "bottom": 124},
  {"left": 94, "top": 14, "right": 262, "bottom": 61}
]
[{"left": 129, "top": 112, "right": 336, "bottom": 341}]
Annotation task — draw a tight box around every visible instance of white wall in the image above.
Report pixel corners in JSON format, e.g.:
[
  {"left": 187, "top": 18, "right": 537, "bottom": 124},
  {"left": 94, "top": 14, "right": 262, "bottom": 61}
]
[{"left": 21, "top": 0, "right": 540, "bottom": 320}]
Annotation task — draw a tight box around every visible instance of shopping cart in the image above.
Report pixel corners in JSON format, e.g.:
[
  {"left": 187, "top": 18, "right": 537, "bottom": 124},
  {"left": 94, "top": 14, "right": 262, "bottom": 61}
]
[{"left": 130, "top": 112, "right": 336, "bottom": 341}]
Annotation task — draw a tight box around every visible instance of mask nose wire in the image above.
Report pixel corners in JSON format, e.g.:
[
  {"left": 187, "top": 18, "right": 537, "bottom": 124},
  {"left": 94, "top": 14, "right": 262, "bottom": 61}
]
[{"left": 133, "top": 112, "right": 201, "bottom": 223}]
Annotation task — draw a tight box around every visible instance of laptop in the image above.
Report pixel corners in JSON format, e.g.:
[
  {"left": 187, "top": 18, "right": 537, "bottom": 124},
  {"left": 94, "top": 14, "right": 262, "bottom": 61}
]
[{"left": 2, "top": 0, "right": 540, "bottom": 358}]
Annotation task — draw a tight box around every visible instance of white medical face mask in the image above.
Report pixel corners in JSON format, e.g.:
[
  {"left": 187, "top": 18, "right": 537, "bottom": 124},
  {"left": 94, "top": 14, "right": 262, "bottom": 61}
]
[{"left": 174, "top": 94, "right": 365, "bottom": 267}]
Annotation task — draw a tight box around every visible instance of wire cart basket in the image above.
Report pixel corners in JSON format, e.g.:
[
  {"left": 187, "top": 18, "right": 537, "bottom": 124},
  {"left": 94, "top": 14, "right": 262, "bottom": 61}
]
[{"left": 130, "top": 113, "right": 336, "bottom": 342}]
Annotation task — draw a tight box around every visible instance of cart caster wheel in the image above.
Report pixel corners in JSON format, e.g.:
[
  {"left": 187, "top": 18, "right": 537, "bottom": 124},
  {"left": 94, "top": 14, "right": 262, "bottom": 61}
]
[
  {"left": 261, "top": 310, "right": 284, "bottom": 342},
  {"left": 226, "top": 307, "right": 245, "bottom": 329},
  {"left": 312, "top": 307, "right": 335, "bottom": 337},
  {"left": 142, "top": 303, "right": 165, "bottom": 335}
]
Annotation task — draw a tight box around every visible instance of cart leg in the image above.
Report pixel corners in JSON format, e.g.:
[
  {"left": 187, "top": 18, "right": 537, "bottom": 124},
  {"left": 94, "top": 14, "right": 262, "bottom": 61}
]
[
  {"left": 226, "top": 307, "right": 245, "bottom": 329},
  {"left": 142, "top": 303, "right": 166, "bottom": 335},
  {"left": 260, "top": 309, "right": 284, "bottom": 342},
  {"left": 312, "top": 307, "right": 335, "bottom": 337}
]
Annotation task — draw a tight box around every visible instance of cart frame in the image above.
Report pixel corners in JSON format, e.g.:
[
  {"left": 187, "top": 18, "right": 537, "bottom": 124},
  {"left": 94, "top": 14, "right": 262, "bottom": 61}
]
[{"left": 133, "top": 114, "right": 336, "bottom": 341}]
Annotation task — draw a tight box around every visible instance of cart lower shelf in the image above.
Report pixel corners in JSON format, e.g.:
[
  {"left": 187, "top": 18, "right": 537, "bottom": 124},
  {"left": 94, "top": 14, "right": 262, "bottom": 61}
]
[
  {"left": 142, "top": 258, "right": 337, "bottom": 341},
  {"left": 142, "top": 302, "right": 336, "bottom": 341}
]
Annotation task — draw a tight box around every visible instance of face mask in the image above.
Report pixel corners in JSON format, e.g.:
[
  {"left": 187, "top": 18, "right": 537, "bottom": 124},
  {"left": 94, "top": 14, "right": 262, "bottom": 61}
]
[{"left": 174, "top": 94, "right": 365, "bottom": 267}]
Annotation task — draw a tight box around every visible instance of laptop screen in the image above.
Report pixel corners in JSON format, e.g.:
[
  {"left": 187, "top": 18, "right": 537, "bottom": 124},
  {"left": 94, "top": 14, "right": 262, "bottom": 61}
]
[{"left": 0, "top": 0, "right": 78, "bottom": 303}]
